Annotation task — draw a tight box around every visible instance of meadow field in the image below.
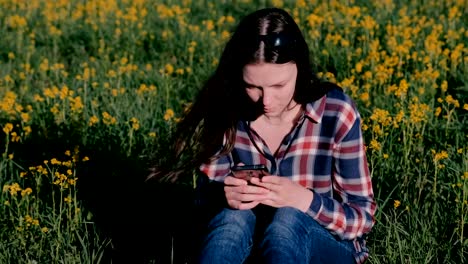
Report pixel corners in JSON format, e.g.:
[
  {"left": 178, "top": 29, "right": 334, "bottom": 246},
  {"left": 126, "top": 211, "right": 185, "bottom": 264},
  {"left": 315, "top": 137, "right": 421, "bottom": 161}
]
[{"left": 0, "top": 0, "right": 467, "bottom": 263}]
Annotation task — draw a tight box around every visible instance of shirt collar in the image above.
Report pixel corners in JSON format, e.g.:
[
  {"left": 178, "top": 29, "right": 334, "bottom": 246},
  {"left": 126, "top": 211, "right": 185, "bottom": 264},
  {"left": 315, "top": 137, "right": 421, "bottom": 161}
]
[{"left": 303, "top": 95, "right": 326, "bottom": 123}]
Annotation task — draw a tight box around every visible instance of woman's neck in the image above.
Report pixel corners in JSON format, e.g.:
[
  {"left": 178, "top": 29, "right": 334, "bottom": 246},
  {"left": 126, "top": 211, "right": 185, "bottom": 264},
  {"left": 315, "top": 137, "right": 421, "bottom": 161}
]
[{"left": 260, "top": 103, "right": 302, "bottom": 126}]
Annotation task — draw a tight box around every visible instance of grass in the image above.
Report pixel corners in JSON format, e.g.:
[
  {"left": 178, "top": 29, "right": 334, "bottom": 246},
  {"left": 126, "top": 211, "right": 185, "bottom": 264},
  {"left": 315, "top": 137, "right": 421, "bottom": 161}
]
[{"left": 0, "top": 0, "right": 467, "bottom": 263}]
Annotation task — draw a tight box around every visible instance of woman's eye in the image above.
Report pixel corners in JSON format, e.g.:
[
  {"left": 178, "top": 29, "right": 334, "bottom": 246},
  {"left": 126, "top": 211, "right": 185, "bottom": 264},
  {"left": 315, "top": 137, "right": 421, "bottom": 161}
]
[{"left": 246, "top": 85, "right": 261, "bottom": 90}]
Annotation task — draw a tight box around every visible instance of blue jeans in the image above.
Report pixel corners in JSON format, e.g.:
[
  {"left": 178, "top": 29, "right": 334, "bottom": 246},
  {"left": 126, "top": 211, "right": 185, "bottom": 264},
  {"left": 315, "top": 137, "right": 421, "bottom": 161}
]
[{"left": 197, "top": 206, "right": 355, "bottom": 264}]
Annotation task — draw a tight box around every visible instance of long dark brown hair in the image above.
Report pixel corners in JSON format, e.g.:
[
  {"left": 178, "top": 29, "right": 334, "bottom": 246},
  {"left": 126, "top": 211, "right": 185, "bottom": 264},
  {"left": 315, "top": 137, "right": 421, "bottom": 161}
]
[{"left": 149, "top": 8, "right": 325, "bottom": 182}]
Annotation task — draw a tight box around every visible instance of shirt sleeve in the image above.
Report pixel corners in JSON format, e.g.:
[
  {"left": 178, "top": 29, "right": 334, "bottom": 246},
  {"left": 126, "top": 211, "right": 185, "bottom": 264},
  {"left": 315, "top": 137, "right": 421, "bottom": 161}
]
[
  {"left": 199, "top": 139, "right": 233, "bottom": 182},
  {"left": 306, "top": 100, "right": 376, "bottom": 240}
]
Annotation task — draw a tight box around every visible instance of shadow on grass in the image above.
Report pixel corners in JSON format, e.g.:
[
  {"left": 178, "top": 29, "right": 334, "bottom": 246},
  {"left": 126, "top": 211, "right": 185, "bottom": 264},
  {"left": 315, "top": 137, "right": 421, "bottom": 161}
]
[{"left": 7, "top": 123, "right": 212, "bottom": 264}]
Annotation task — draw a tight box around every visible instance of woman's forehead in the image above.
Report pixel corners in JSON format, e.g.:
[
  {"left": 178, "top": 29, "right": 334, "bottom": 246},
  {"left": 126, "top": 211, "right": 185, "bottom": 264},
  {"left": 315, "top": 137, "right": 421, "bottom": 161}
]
[{"left": 242, "top": 62, "right": 297, "bottom": 86}]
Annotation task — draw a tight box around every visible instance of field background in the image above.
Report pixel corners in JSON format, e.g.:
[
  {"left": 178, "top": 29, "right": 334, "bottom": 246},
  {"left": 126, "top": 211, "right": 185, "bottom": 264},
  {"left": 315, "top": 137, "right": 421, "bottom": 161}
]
[{"left": 0, "top": 0, "right": 467, "bottom": 263}]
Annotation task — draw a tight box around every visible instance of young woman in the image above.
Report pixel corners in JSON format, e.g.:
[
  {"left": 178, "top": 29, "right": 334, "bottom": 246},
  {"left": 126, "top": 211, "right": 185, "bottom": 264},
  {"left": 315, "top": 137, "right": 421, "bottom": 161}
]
[{"left": 151, "top": 7, "right": 376, "bottom": 264}]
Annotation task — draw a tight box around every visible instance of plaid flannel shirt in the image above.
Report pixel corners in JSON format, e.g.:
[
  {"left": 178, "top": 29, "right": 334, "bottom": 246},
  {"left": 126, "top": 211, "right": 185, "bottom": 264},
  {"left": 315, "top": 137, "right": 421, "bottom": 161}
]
[{"left": 200, "top": 88, "right": 376, "bottom": 263}]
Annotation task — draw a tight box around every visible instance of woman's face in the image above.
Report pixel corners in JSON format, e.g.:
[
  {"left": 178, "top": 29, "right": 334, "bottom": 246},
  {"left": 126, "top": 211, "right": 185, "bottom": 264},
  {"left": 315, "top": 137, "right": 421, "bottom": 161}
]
[{"left": 243, "top": 62, "right": 298, "bottom": 118}]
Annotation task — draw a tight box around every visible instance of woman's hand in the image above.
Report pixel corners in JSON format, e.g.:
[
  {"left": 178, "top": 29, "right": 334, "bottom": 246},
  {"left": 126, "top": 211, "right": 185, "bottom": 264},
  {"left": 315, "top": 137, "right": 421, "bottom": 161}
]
[
  {"left": 250, "top": 176, "right": 313, "bottom": 212},
  {"left": 224, "top": 175, "right": 270, "bottom": 210}
]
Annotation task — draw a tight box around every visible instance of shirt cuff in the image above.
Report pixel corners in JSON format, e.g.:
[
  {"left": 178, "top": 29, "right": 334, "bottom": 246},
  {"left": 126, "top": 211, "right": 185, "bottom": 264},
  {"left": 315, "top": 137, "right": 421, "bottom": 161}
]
[{"left": 307, "top": 189, "right": 324, "bottom": 218}]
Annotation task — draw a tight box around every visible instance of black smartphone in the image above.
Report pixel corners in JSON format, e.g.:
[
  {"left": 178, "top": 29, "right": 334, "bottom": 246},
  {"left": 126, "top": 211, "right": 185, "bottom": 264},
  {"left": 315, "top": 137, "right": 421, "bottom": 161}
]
[{"left": 231, "top": 164, "right": 268, "bottom": 181}]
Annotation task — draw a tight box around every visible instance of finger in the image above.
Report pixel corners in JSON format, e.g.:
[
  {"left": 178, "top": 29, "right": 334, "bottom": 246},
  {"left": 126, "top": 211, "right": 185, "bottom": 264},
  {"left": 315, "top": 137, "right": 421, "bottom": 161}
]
[
  {"left": 228, "top": 199, "right": 259, "bottom": 210},
  {"left": 260, "top": 175, "right": 283, "bottom": 184},
  {"left": 249, "top": 177, "right": 262, "bottom": 185},
  {"left": 226, "top": 184, "right": 269, "bottom": 195},
  {"left": 250, "top": 178, "right": 280, "bottom": 191},
  {"left": 237, "top": 201, "right": 260, "bottom": 210},
  {"left": 224, "top": 175, "right": 248, "bottom": 186},
  {"left": 228, "top": 199, "right": 243, "bottom": 209},
  {"left": 226, "top": 191, "right": 269, "bottom": 202}
]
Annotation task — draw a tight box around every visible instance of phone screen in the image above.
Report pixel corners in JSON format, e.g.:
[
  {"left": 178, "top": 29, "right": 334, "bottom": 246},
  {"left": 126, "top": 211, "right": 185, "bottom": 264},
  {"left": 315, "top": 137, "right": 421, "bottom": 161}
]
[{"left": 231, "top": 164, "right": 268, "bottom": 181}]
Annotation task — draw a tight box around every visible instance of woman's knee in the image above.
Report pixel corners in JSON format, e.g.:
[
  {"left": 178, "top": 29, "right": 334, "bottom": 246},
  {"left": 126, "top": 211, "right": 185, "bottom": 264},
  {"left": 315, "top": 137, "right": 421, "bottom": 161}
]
[
  {"left": 209, "top": 208, "right": 255, "bottom": 226},
  {"left": 261, "top": 207, "right": 355, "bottom": 263},
  {"left": 206, "top": 208, "right": 256, "bottom": 239},
  {"left": 265, "top": 207, "right": 311, "bottom": 236}
]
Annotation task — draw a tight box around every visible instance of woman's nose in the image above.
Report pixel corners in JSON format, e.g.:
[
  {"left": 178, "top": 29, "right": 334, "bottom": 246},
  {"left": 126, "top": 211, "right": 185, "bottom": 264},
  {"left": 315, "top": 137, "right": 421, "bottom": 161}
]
[{"left": 262, "top": 90, "right": 272, "bottom": 105}]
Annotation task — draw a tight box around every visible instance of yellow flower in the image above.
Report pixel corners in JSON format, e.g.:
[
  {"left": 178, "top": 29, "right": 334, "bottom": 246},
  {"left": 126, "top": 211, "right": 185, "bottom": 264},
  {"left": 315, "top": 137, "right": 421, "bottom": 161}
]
[
  {"left": 203, "top": 20, "right": 215, "bottom": 31},
  {"left": 221, "top": 30, "right": 230, "bottom": 40},
  {"left": 355, "top": 62, "right": 363, "bottom": 73},
  {"left": 89, "top": 115, "right": 99, "bottom": 126},
  {"left": 440, "top": 80, "right": 448, "bottom": 92},
  {"left": 21, "top": 188, "right": 32, "bottom": 197},
  {"left": 3, "top": 123, "right": 14, "bottom": 134},
  {"left": 369, "top": 139, "right": 381, "bottom": 151},
  {"left": 50, "top": 104, "right": 60, "bottom": 115},
  {"left": 445, "top": 95, "right": 460, "bottom": 108},
  {"left": 3, "top": 75, "right": 14, "bottom": 83},
  {"left": 68, "top": 179, "right": 77, "bottom": 186},
  {"left": 36, "top": 165, "right": 48, "bottom": 175},
  {"left": 82, "top": 156, "right": 90, "bottom": 162},
  {"left": 11, "top": 132, "right": 20, "bottom": 142},
  {"left": 102, "top": 112, "right": 117, "bottom": 125},
  {"left": 148, "top": 132, "right": 156, "bottom": 138},
  {"left": 163, "top": 64, "right": 174, "bottom": 75},
  {"left": 370, "top": 109, "right": 392, "bottom": 126},
  {"left": 39, "top": 58, "right": 49, "bottom": 72},
  {"left": 164, "top": 109, "right": 175, "bottom": 121},
  {"left": 111, "top": 89, "right": 118, "bottom": 97},
  {"left": 130, "top": 117, "right": 140, "bottom": 130},
  {"left": 225, "top": 15, "right": 235, "bottom": 23},
  {"left": 7, "top": 15, "right": 27, "bottom": 28},
  {"left": 360, "top": 92, "right": 369, "bottom": 102},
  {"left": 463, "top": 172, "right": 468, "bottom": 180},
  {"left": 363, "top": 71, "right": 372, "bottom": 80},
  {"left": 25, "top": 215, "right": 33, "bottom": 225},
  {"left": 408, "top": 98, "right": 429, "bottom": 124},
  {"left": 62, "top": 161, "right": 73, "bottom": 167},
  {"left": 433, "top": 151, "right": 449, "bottom": 162},
  {"left": 296, "top": 0, "right": 306, "bottom": 8},
  {"left": 70, "top": 96, "right": 84, "bottom": 113},
  {"left": 20, "top": 112, "right": 30, "bottom": 123},
  {"left": 395, "top": 79, "right": 409, "bottom": 97},
  {"left": 107, "top": 70, "right": 117, "bottom": 78},
  {"left": 34, "top": 94, "right": 45, "bottom": 102},
  {"left": 41, "top": 227, "right": 49, "bottom": 233},
  {"left": 6, "top": 183, "right": 21, "bottom": 196},
  {"left": 394, "top": 200, "right": 401, "bottom": 209},
  {"left": 176, "top": 68, "right": 185, "bottom": 75}
]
